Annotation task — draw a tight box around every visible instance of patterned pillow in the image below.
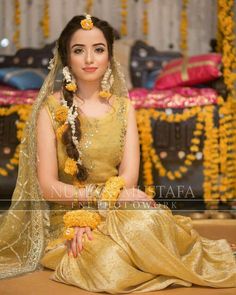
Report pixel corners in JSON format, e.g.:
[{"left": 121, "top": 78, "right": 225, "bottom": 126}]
[
  {"left": 0, "top": 67, "right": 48, "bottom": 90},
  {"left": 154, "top": 53, "right": 222, "bottom": 90}
]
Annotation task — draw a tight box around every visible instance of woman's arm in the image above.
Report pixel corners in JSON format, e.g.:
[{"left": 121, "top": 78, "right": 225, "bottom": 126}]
[
  {"left": 118, "top": 101, "right": 140, "bottom": 188},
  {"left": 36, "top": 105, "right": 88, "bottom": 205}
]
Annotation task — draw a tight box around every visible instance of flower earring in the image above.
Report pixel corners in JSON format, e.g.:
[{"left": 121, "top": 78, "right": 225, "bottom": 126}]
[
  {"left": 99, "top": 66, "right": 114, "bottom": 99},
  {"left": 62, "top": 66, "right": 77, "bottom": 92}
]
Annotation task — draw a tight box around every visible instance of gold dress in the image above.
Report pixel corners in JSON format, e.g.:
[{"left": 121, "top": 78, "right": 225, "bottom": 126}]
[{"left": 39, "top": 95, "right": 236, "bottom": 294}]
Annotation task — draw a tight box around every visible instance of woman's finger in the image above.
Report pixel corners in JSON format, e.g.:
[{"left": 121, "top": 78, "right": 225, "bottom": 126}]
[
  {"left": 71, "top": 227, "right": 79, "bottom": 257},
  {"left": 67, "top": 239, "right": 72, "bottom": 256},
  {"left": 76, "top": 228, "right": 85, "bottom": 253},
  {"left": 85, "top": 226, "right": 93, "bottom": 240}
]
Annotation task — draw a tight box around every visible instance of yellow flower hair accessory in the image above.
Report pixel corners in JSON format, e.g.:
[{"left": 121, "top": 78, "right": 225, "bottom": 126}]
[
  {"left": 81, "top": 14, "right": 93, "bottom": 30},
  {"left": 55, "top": 105, "right": 68, "bottom": 123},
  {"left": 99, "top": 90, "right": 111, "bottom": 99},
  {"left": 64, "top": 157, "right": 78, "bottom": 176},
  {"left": 65, "top": 82, "right": 77, "bottom": 92}
]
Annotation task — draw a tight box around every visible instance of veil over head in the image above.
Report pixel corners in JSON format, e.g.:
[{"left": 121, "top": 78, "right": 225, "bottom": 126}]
[{"left": 0, "top": 34, "right": 128, "bottom": 279}]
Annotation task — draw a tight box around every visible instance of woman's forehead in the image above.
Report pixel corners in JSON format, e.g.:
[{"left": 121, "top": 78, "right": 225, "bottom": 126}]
[{"left": 70, "top": 27, "right": 107, "bottom": 47}]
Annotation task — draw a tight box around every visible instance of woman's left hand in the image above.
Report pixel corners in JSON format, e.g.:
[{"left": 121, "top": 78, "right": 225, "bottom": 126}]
[{"left": 67, "top": 226, "right": 93, "bottom": 258}]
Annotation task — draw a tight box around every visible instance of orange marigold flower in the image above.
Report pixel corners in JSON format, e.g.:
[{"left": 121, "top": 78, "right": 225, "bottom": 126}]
[
  {"left": 64, "top": 157, "right": 78, "bottom": 176},
  {"left": 55, "top": 106, "right": 68, "bottom": 123}
]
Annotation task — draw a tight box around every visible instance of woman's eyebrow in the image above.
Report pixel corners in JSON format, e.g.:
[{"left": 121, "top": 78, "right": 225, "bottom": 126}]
[{"left": 71, "top": 43, "right": 106, "bottom": 48}]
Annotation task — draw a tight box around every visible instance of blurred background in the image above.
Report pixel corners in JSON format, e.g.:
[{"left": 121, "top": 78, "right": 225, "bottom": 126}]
[{"left": 0, "top": 0, "right": 236, "bottom": 220}]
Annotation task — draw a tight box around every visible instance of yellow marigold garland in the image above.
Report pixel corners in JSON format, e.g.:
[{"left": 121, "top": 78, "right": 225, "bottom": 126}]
[
  {"left": 136, "top": 109, "right": 154, "bottom": 198},
  {"left": 85, "top": 0, "right": 94, "bottom": 14},
  {"left": 137, "top": 107, "right": 203, "bottom": 182},
  {"left": 136, "top": 97, "right": 236, "bottom": 206},
  {"left": 64, "top": 157, "right": 78, "bottom": 176},
  {"left": 218, "top": 97, "right": 236, "bottom": 201},
  {"left": 0, "top": 105, "right": 32, "bottom": 176},
  {"left": 216, "top": 1, "right": 223, "bottom": 53},
  {"left": 179, "top": 0, "right": 188, "bottom": 56},
  {"left": 40, "top": 0, "right": 50, "bottom": 38},
  {"left": 218, "top": 0, "right": 236, "bottom": 92},
  {"left": 120, "top": 0, "right": 128, "bottom": 36},
  {"left": 202, "top": 105, "right": 220, "bottom": 207},
  {"left": 13, "top": 0, "right": 21, "bottom": 49},
  {"left": 143, "top": 0, "right": 151, "bottom": 39}
]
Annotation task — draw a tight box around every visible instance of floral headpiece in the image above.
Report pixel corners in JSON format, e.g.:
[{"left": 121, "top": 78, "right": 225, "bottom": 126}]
[{"left": 81, "top": 14, "right": 94, "bottom": 30}]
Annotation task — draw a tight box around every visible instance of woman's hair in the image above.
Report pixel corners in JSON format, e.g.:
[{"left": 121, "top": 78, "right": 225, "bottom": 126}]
[{"left": 57, "top": 15, "right": 115, "bottom": 181}]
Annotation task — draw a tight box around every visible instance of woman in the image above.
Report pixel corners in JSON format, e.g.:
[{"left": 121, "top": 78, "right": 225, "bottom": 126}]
[{"left": 0, "top": 15, "right": 235, "bottom": 293}]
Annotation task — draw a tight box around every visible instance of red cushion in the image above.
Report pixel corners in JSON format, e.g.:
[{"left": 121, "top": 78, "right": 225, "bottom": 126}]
[{"left": 154, "top": 53, "right": 222, "bottom": 90}]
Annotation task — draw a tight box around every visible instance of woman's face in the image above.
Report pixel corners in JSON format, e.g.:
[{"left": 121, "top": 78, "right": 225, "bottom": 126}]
[{"left": 68, "top": 27, "right": 110, "bottom": 83}]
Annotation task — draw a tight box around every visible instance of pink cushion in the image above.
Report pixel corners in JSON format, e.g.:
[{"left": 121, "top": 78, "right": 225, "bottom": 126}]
[
  {"left": 154, "top": 53, "right": 222, "bottom": 90},
  {"left": 129, "top": 87, "right": 218, "bottom": 109}
]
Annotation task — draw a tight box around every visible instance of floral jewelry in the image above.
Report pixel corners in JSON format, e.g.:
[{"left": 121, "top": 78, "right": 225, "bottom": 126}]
[
  {"left": 59, "top": 96, "right": 83, "bottom": 176},
  {"left": 81, "top": 14, "right": 94, "bottom": 30},
  {"left": 62, "top": 66, "right": 77, "bottom": 92},
  {"left": 63, "top": 210, "right": 102, "bottom": 241},
  {"left": 62, "top": 176, "right": 125, "bottom": 241},
  {"left": 99, "top": 66, "right": 114, "bottom": 99}
]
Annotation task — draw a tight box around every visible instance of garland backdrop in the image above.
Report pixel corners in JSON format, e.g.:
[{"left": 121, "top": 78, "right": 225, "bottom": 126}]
[{"left": 1, "top": 0, "right": 234, "bottom": 55}]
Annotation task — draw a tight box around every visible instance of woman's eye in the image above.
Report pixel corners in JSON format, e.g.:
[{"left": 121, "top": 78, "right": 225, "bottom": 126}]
[
  {"left": 95, "top": 47, "right": 105, "bottom": 53},
  {"left": 74, "top": 48, "right": 83, "bottom": 54}
]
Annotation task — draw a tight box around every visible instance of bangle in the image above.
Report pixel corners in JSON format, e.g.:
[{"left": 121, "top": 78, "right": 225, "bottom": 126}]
[
  {"left": 63, "top": 209, "right": 102, "bottom": 240},
  {"left": 101, "top": 176, "right": 125, "bottom": 202}
]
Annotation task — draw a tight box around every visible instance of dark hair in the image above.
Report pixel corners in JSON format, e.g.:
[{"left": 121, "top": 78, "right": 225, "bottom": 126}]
[{"left": 57, "top": 15, "right": 115, "bottom": 182}]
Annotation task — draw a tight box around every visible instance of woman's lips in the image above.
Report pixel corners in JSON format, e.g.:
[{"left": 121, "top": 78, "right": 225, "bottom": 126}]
[{"left": 83, "top": 67, "right": 98, "bottom": 72}]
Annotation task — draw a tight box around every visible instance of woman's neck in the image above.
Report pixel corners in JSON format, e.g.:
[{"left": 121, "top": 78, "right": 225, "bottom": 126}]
[{"left": 76, "top": 80, "right": 100, "bottom": 102}]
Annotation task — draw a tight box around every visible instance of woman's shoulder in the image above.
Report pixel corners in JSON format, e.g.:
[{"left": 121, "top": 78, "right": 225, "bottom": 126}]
[
  {"left": 116, "top": 95, "right": 131, "bottom": 107},
  {"left": 116, "top": 95, "right": 132, "bottom": 113},
  {"left": 44, "top": 91, "right": 61, "bottom": 105}
]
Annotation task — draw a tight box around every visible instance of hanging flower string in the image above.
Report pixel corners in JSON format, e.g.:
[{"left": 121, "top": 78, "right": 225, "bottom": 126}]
[
  {"left": 13, "top": 0, "right": 21, "bottom": 49},
  {"left": 136, "top": 97, "right": 236, "bottom": 205},
  {"left": 179, "top": 0, "right": 188, "bottom": 56},
  {"left": 216, "top": 1, "right": 223, "bottom": 53},
  {"left": 120, "top": 0, "right": 128, "bottom": 36},
  {"left": 0, "top": 105, "right": 32, "bottom": 176},
  {"left": 202, "top": 105, "right": 220, "bottom": 208},
  {"left": 217, "top": 0, "right": 236, "bottom": 208},
  {"left": 85, "top": 0, "right": 94, "bottom": 15},
  {"left": 218, "top": 0, "right": 236, "bottom": 93},
  {"left": 40, "top": 0, "right": 50, "bottom": 38},
  {"left": 143, "top": 0, "right": 151, "bottom": 40},
  {"left": 218, "top": 97, "right": 236, "bottom": 202}
]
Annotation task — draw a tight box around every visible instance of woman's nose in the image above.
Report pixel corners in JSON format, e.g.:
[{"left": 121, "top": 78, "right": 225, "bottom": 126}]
[{"left": 85, "top": 50, "right": 94, "bottom": 64}]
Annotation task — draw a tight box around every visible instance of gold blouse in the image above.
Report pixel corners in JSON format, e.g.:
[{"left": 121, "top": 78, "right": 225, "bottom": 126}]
[{"left": 44, "top": 94, "right": 130, "bottom": 185}]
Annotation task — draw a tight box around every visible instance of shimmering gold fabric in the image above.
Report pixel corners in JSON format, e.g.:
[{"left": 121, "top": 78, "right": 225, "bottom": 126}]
[{"left": 39, "top": 95, "right": 236, "bottom": 293}]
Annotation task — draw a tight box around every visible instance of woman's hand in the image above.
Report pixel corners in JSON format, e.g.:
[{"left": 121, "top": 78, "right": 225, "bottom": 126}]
[{"left": 67, "top": 226, "right": 93, "bottom": 258}]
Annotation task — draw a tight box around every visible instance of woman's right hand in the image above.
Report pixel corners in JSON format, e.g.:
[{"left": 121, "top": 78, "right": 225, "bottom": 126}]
[{"left": 67, "top": 226, "right": 93, "bottom": 258}]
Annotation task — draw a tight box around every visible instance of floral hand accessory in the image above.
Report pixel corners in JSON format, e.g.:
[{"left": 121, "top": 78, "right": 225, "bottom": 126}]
[{"left": 63, "top": 176, "right": 125, "bottom": 241}]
